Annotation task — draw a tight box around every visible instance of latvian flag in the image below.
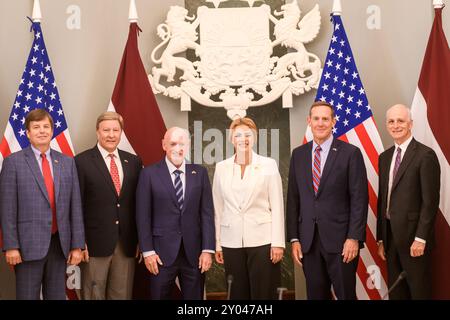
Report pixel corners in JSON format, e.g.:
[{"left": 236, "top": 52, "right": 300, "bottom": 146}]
[{"left": 410, "top": 6, "right": 450, "bottom": 299}]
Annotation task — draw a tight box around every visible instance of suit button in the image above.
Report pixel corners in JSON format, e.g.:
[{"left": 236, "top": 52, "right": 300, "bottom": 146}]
[
  {"left": 117, "top": 204, "right": 121, "bottom": 208},
  {"left": 115, "top": 220, "right": 119, "bottom": 225}
]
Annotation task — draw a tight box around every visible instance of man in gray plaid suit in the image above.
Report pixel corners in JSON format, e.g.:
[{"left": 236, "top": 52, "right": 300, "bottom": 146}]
[{"left": 0, "top": 109, "right": 85, "bottom": 300}]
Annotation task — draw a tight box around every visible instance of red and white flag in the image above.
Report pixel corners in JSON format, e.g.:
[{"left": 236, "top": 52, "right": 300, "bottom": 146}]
[
  {"left": 411, "top": 6, "right": 450, "bottom": 299},
  {"left": 107, "top": 23, "right": 166, "bottom": 166},
  {"left": 107, "top": 22, "right": 166, "bottom": 299}
]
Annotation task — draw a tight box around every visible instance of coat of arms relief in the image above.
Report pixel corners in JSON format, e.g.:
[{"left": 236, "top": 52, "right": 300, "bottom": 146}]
[{"left": 149, "top": 0, "right": 322, "bottom": 119}]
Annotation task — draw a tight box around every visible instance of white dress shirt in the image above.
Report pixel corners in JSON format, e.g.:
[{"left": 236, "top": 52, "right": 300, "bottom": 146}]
[{"left": 97, "top": 143, "right": 123, "bottom": 186}]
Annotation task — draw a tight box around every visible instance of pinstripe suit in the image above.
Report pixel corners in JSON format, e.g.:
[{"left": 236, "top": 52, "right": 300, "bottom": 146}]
[{"left": 0, "top": 146, "right": 85, "bottom": 299}]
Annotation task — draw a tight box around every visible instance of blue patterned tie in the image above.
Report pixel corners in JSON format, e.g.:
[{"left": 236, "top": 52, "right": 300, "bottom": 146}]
[{"left": 173, "top": 169, "right": 184, "bottom": 210}]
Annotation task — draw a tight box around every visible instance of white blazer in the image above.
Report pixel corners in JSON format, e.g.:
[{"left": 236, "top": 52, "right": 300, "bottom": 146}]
[{"left": 213, "top": 152, "right": 285, "bottom": 251}]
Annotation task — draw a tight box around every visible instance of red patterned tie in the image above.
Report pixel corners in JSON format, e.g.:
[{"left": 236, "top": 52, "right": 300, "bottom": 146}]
[
  {"left": 313, "top": 145, "right": 322, "bottom": 195},
  {"left": 41, "top": 153, "right": 57, "bottom": 234},
  {"left": 109, "top": 154, "right": 121, "bottom": 196}
]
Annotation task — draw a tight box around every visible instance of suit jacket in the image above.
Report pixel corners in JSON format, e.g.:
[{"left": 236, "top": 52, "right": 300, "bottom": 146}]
[
  {"left": 136, "top": 159, "right": 215, "bottom": 267},
  {"left": 213, "top": 152, "right": 285, "bottom": 251},
  {"left": 376, "top": 138, "right": 440, "bottom": 252},
  {"left": 75, "top": 146, "right": 142, "bottom": 257},
  {"left": 0, "top": 146, "right": 85, "bottom": 261},
  {"left": 286, "top": 138, "right": 368, "bottom": 254}
]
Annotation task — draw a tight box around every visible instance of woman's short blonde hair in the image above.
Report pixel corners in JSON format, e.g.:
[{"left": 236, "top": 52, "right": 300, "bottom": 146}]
[{"left": 228, "top": 117, "right": 258, "bottom": 142}]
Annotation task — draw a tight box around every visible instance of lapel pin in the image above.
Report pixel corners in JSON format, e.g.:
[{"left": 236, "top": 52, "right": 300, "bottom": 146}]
[
  {"left": 332, "top": 148, "right": 337, "bottom": 151},
  {"left": 54, "top": 159, "right": 59, "bottom": 163},
  {"left": 192, "top": 170, "right": 197, "bottom": 175},
  {"left": 124, "top": 159, "right": 129, "bottom": 163}
]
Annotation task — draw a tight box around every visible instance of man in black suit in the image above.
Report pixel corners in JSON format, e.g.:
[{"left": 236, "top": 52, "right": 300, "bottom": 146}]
[
  {"left": 75, "top": 111, "right": 142, "bottom": 299},
  {"left": 286, "top": 101, "right": 368, "bottom": 300},
  {"left": 377, "top": 104, "right": 440, "bottom": 300}
]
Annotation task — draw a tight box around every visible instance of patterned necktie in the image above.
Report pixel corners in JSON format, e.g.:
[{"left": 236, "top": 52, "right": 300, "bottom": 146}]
[
  {"left": 392, "top": 147, "right": 402, "bottom": 180},
  {"left": 109, "top": 154, "right": 121, "bottom": 196},
  {"left": 173, "top": 169, "right": 184, "bottom": 210},
  {"left": 313, "top": 145, "right": 322, "bottom": 195},
  {"left": 41, "top": 153, "right": 57, "bottom": 234}
]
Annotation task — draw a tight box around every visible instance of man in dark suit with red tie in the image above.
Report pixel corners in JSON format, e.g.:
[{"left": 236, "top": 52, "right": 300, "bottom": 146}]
[
  {"left": 286, "top": 101, "right": 369, "bottom": 300},
  {"left": 376, "top": 104, "right": 440, "bottom": 299},
  {"left": 0, "top": 109, "right": 84, "bottom": 300},
  {"left": 75, "top": 111, "right": 142, "bottom": 300},
  {"left": 136, "top": 127, "right": 215, "bottom": 300}
]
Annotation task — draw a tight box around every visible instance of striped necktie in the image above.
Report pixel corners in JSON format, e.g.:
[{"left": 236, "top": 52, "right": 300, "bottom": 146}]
[
  {"left": 173, "top": 169, "right": 184, "bottom": 210},
  {"left": 313, "top": 145, "right": 322, "bottom": 195}
]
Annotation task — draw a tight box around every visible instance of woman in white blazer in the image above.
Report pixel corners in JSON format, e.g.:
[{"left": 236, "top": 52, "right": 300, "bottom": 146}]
[{"left": 213, "top": 117, "right": 285, "bottom": 299}]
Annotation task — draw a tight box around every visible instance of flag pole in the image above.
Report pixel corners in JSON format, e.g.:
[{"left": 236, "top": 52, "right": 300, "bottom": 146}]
[
  {"left": 332, "top": 0, "right": 342, "bottom": 16},
  {"left": 32, "top": 0, "right": 42, "bottom": 22},
  {"left": 433, "top": 0, "right": 444, "bottom": 8},
  {"left": 129, "top": 0, "right": 139, "bottom": 22}
]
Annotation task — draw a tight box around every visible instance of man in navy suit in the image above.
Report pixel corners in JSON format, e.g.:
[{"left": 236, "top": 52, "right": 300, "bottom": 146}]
[
  {"left": 0, "top": 109, "right": 84, "bottom": 300},
  {"left": 136, "top": 127, "right": 215, "bottom": 300},
  {"left": 286, "top": 101, "right": 368, "bottom": 300}
]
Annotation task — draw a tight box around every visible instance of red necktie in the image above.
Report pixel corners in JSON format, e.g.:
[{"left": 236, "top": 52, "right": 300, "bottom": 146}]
[
  {"left": 41, "top": 153, "right": 57, "bottom": 234},
  {"left": 109, "top": 154, "right": 121, "bottom": 196},
  {"left": 313, "top": 145, "right": 322, "bottom": 195}
]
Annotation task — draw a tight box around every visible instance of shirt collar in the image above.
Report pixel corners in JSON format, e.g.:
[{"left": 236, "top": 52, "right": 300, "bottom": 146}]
[
  {"left": 30, "top": 144, "right": 51, "bottom": 159},
  {"left": 97, "top": 143, "right": 119, "bottom": 160},
  {"left": 165, "top": 156, "right": 186, "bottom": 175},
  {"left": 313, "top": 134, "right": 333, "bottom": 153},
  {"left": 394, "top": 135, "right": 413, "bottom": 152}
]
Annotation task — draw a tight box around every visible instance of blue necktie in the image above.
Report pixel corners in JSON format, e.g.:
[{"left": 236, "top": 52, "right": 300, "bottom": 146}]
[{"left": 173, "top": 170, "right": 184, "bottom": 210}]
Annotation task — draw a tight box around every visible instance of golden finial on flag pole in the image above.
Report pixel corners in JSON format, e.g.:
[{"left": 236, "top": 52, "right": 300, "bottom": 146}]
[
  {"left": 129, "top": 0, "right": 139, "bottom": 22},
  {"left": 332, "top": 0, "right": 342, "bottom": 16},
  {"left": 32, "top": 0, "right": 42, "bottom": 22}
]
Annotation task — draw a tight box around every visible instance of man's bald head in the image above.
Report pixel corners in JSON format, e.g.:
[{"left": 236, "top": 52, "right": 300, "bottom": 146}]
[
  {"left": 385, "top": 104, "right": 413, "bottom": 145},
  {"left": 162, "top": 127, "right": 190, "bottom": 167},
  {"left": 386, "top": 104, "right": 412, "bottom": 121}
]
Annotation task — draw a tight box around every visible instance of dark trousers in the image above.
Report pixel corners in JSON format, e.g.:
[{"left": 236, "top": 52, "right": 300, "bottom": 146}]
[
  {"left": 302, "top": 226, "right": 358, "bottom": 300},
  {"left": 385, "top": 221, "right": 431, "bottom": 300},
  {"left": 15, "top": 233, "right": 67, "bottom": 300},
  {"left": 150, "top": 242, "right": 204, "bottom": 300},
  {"left": 222, "top": 244, "right": 281, "bottom": 300}
]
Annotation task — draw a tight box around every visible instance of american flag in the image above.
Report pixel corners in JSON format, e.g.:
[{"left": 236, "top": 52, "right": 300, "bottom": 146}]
[
  {"left": 0, "top": 21, "right": 74, "bottom": 168},
  {"left": 0, "top": 20, "right": 76, "bottom": 299},
  {"left": 305, "top": 14, "right": 387, "bottom": 299}
]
